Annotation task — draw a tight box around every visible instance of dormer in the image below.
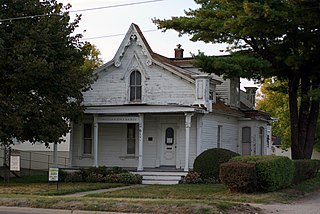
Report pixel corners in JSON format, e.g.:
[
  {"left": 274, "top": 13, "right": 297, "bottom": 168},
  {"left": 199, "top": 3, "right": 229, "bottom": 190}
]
[{"left": 192, "top": 74, "right": 222, "bottom": 112}]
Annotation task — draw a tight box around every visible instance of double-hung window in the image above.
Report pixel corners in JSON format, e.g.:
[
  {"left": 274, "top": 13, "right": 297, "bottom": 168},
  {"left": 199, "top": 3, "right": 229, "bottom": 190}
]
[
  {"left": 130, "top": 70, "right": 142, "bottom": 102},
  {"left": 127, "top": 124, "right": 136, "bottom": 155},
  {"left": 83, "top": 124, "right": 92, "bottom": 155}
]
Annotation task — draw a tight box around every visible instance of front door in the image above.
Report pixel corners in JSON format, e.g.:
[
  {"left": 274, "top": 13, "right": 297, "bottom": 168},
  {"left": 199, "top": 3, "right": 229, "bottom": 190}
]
[{"left": 161, "top": 124, "right": 176, "bottom": 166}]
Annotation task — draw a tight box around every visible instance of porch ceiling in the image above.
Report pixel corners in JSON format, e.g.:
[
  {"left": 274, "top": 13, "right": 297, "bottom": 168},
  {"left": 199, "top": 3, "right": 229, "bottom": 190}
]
[{"left": 84, "top": 105, "right": 204, "bottom": 114}]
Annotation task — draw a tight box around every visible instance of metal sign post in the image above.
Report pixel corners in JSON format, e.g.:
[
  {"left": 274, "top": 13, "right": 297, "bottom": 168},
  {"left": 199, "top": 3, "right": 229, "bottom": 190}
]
[{"left": 48, "top": 167, "right": 59, "bottom": 190}]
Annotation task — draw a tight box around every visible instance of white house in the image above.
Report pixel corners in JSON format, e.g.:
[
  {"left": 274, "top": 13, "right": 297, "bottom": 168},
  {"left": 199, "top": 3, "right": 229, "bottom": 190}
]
[{"left": 69, "top": 23, "right": 272, "bottom": 173}]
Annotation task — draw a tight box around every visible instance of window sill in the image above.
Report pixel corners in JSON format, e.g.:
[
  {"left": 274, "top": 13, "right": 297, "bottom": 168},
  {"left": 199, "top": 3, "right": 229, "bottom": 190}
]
[
  {"left": 119, "top": 155, "right": 139, "bottom": 160},
  {"left": 79, "top": 154, "right": 93, "bottom": 159}
]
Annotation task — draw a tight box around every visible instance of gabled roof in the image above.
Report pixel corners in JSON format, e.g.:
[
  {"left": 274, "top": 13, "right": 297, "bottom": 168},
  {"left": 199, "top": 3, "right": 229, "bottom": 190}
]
[
  {"left": 212, "top": 99, "right": 244, "bottom": 117},
  {"left": 94, "top": 23, "right": 200, "bottom": 83}
]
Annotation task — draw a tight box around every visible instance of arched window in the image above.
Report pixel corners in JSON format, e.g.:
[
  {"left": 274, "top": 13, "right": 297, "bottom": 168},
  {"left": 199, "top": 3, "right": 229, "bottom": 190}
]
[
  {"left": 165, "top": 127, "right": 174, "bottom": 145},
  {"left": 130, "top": 70, "right": 141, "bottom": 101}
]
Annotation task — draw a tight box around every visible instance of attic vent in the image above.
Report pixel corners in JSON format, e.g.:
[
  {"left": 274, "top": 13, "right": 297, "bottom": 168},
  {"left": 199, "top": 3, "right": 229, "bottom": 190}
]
[{"left": 130, "top": 33, "right": 137, "bottom": 41}]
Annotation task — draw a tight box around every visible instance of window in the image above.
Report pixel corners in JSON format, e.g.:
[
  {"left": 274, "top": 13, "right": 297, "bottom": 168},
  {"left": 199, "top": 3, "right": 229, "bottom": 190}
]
[
  {"left": 259, "top": 127, "right": 265, "bottom": 155},
  {"left": 242, "top": 127, "right": 251, "bottom": 155},
  {"left": 165, "top": 127, "right": 174, "bottom": 145},
  {"left": 217, "top": 125, "right": 222, "bottom": 148},
  {"left": 127, "top": 124, "right": 136, "bottom": 155},
  {"left": 83, "top": 124, "right": 92, "bottom": 155},
  {"left": 130, "top": 70, "right": 142, "bottom": 101}
]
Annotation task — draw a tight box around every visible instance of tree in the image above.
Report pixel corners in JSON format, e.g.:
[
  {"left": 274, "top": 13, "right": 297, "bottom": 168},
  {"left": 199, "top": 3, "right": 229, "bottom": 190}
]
[
  {"left": 257, "top": 78, "right": 320, "bottom": 152},
  {"left": 256, "top": 79, "right": 291, "bottom": 148},
  {"left": 0, "top": 0, "right": 94, "bottom": 146},
  {"left": 154, "top": 0, "right": 320, "bottom": 159},
  {"left": 82, "top": 43, "right": 104, "bottom": 71}
]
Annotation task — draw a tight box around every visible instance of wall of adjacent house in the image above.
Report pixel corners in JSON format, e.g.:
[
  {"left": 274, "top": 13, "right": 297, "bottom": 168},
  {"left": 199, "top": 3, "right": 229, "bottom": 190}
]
[
  {"left": 238, "top": 120, "right": 270, "bottom": 155},
  {"left": 272, "top": 147, "right": 320, "bottom": 160},
  {"left": 201, "top": 113, "right": 239, "bottom": 153},
  {"left": 83, "top": 43, "right": 195, "bottom": 107}
]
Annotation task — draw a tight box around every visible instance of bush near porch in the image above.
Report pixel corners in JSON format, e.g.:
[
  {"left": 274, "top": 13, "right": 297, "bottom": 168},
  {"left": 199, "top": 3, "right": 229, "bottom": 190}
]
[
  {"left": 193, "top": 148, "right": 240, "bottom": 182},
  {"left": 59, "top": 166, "right": 142, "bottom": 184}
]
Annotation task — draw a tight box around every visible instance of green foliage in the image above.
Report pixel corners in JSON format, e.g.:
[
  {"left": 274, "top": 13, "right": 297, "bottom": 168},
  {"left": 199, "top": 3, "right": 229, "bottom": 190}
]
[
  {"left": 64, "top": 171, "right": 83, "bottom": 183},
  {"left": 232, "top": 155, "right": 294, "bottom": 192},
  {"left": 293, "top": 160, "right": 320, "bottom": 184},
  {"left": 193, "top": 148, "right": 240, "bottom": 180},
  {"left": 154, "top": 0, "right": 320, "bottom": 159},
  {"left": 64, "top": 166, "right": 140, "bottom": 184},
  {"left": 59, "top": 169, "right": 68, "bottom": 182},
  {"left": 82, "top": 43, "right": 104, "bottom": 72},
  {"left": 0, "top": 0, "right": 95, "bottom": 146},
  {"left": 256, "top": 79, "right": 291, "bottom": 148},
  {"left": 105, "top": 173, "right": 142, "bottom": 184},
  {"left": 184, "top": 171, "right": 203, "bottom": 184},
  {"left": 219, "top": 161, "right": 257, "bottom": 193}
]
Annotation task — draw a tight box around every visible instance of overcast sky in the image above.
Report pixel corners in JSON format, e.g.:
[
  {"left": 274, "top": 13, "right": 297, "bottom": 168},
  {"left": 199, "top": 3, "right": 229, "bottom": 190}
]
[{"left": 59, "top": 0, "right": 256, "bottom": 88}]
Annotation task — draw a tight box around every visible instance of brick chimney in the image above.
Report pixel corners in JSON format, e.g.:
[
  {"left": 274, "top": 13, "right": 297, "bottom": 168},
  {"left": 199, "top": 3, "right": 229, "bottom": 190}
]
[{"left": 174, "top": 44, "right": 184, "bottom": 58}]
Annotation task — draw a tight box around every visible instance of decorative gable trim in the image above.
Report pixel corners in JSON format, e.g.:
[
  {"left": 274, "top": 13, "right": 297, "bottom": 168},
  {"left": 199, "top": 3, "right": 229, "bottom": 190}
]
[
  {"left": 114, "top": 26, "right": 152, "bottom": 68},
  {"left": 121, "top": 52, "right": 150, "bottom": 80}
]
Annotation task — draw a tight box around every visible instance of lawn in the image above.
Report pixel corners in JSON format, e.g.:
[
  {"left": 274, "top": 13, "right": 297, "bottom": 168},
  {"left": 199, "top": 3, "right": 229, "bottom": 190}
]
[{"left": 0, "top": 173, "right": 320, "bottom": 214}]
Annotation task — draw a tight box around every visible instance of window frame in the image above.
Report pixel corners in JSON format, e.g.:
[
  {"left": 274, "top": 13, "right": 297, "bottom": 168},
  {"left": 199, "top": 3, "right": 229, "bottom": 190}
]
[
  {"left": 217, "top": 125, "right": 223, "bottom": 148},
  {"left": 127, "top": 123, "right": 136, "bottom": 155},
  {"left": 83, "top": 123, "right": 93, "bottom": 155},
  {"left": 129, "top": 70, "right": 142, "bottom": 102}
]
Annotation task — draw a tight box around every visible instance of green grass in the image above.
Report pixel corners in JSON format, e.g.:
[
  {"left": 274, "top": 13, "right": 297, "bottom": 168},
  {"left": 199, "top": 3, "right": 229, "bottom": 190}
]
[{"left": 0, "top": 173, "right": 320, "bottom": 214}]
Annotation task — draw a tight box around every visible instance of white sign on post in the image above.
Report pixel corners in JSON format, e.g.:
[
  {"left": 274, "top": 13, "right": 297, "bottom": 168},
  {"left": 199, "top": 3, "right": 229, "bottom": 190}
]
[
  {"left": 48, "top": 168, "right": 59, "bottom": 182},
  {"left": 10, "top": 155, "right": 20, "bottom": 171}
]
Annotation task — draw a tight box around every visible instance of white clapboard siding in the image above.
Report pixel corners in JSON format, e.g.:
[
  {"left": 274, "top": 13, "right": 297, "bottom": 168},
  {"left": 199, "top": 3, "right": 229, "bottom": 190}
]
[{"left": 83, "top": 44, "right": 195, "bottom": 107}]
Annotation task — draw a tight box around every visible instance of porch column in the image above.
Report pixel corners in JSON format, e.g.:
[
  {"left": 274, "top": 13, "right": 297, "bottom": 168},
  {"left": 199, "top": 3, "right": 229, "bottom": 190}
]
[
  {"left": 184, "top": 113, "right": 193, "bottom": 172},
  {"left": 93, "top": 114, "right": 99, "bottom": 167},
  {"left": 137, "top": 114, "right": 144, "bottom": 171},
  {"left": 196, "top": 115, "right": 203, "bottom": 156}
]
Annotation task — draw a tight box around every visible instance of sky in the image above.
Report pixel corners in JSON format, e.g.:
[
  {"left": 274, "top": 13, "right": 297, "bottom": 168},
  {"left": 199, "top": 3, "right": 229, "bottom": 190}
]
[{"left": 59, "top": 0, "right": 256, "bottom": 88}]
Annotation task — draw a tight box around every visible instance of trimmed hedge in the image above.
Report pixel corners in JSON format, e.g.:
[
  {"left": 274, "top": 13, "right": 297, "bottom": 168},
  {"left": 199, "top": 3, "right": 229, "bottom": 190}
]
[
  {"left": 193, "top": 148, "right": 240, "bottom": 180},
  {"left": 293, "top": 159, "right": 320, "bottom": 184},
  {"left": 59, "top": 167, "right": 141, "bottom": 184},
  {"left": 220, "top": 161, "right": 257, "bottom": 193},
  {"left": 231, "top": 155, "right": 294, "bottom": 192}
]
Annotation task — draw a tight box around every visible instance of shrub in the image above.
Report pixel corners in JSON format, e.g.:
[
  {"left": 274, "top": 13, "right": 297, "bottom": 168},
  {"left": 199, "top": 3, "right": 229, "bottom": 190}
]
[
  {"left": 293, "top": 159, "right": 320, "bottom": 184},
  {"left": 107, "top": 166, "right": 129, "bottom": 175},
  {"left": 231, "top": 155, "right": 294, "bottom": 192},
  {"left": 193, "top": 148, "right": 240, "bottom": 180},
  {"left": 219, "top": 161, "right": 257, "bottom": 193},
  {"left": 59, "top": 169, "right": 68, "bottom": 182},
  {"left": 184, "top": 171, "right": 203, "bottom": 184},
  {"left": 85, "top": 173, "right": 105, "bottom": 183},
  {"left": 64, "top": 171, "right": 83, "bottom": 182},
  {"left": 106, "top": 172, "right": 142, "bottom": 184}
]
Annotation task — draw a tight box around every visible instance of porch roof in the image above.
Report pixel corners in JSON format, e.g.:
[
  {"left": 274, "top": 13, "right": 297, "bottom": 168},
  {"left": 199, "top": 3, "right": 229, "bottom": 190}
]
[{"left": 84, "top": 105, "right": 205, "bottom": 114}]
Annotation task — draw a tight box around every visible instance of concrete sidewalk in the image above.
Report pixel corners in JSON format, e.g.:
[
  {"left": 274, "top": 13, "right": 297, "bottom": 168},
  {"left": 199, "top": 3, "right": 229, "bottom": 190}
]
[
  {"left": 0, "top": 206, "right": 139, "bottom": 214},
  {"left": 61, "top": 184, "right": 145, "bottom": 197}
]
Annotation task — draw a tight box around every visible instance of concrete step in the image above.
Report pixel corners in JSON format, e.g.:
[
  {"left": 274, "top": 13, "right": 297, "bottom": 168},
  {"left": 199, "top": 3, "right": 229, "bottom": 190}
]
[
  {"left": 133, "top": 171, "right": 187, "bottom": 185},
  {"left": 142, "top": 179, "right": 179, "bottom": 185},
  {"left": 143, "top": 175, "right": 182, "bottom": 181}
]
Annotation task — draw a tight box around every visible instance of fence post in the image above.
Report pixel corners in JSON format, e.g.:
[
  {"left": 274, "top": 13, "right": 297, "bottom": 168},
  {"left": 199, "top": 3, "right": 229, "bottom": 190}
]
[{"left": 29, "top": 152, "right": 32, "bottom": 176}]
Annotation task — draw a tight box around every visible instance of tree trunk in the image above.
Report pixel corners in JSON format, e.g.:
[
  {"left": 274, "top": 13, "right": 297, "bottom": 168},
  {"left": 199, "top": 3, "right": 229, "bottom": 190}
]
[
  {"left": 289, "top": 75, "right": 303, "bottom": 159},
  {"left": 304, "top": 98, "right": 320, "bottom": 159},
  {"left": 290, "top": 74, "right": 320, "bottom": 159}
]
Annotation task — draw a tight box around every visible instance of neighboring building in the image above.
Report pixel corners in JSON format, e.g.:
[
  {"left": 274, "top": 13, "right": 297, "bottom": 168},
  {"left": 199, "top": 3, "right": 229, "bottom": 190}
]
[
  {"left": 0, "top": 135, "right": 70, "bottom": 171},
  {"left": 69, "top": 23, "right": 272, "bottom": 172}
]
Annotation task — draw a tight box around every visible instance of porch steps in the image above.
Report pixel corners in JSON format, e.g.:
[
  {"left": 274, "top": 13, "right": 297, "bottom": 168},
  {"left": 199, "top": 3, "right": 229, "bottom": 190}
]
[{"left": 133, "top": 171, "right": 187, "bottom": 185}]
